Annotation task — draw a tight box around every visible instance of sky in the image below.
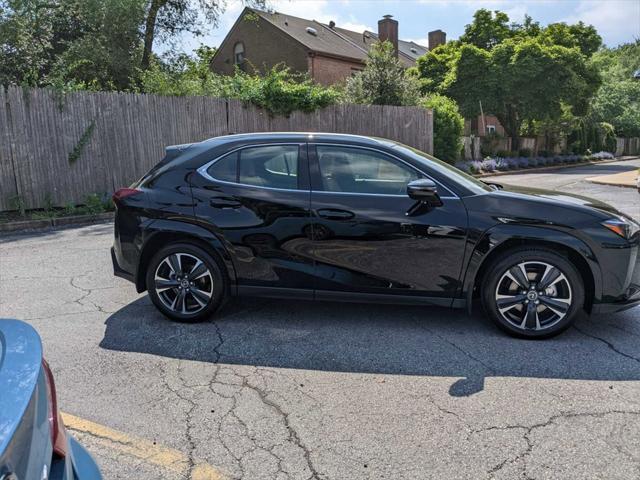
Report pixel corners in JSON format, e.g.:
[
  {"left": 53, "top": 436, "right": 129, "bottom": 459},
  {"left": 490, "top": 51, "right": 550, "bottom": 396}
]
[{"left": 168, "top": 0, "right": 640, "bottom": 56}]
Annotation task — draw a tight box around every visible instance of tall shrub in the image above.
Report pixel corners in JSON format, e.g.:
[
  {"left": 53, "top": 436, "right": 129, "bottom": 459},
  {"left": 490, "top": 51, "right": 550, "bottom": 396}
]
[
  {"left": 344, "top": 41, "right": 420, "bottom": 106},
  {"left": 420, "top": 94, "right": 464, "bottom": 162}
]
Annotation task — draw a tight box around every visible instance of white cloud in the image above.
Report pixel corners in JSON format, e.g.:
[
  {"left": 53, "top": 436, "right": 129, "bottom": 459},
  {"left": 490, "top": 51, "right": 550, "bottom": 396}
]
[
  {"left": 564, "top": 0, "right": 640, "bottom": 46},
  {"left": 406, "top": 36, "right": 429, "bottom": 47}
]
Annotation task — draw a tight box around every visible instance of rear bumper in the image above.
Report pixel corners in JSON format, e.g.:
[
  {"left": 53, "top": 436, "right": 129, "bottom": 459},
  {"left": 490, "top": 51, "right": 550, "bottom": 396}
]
[
  {"left": 111, "top": 246, "right": 134, "bottom": 283},
  {"left": 50, "top": 435, "right": 102, "bottom": 480},
  {"left": 69, "top": 436, "right": 102, "bottom": 480}
]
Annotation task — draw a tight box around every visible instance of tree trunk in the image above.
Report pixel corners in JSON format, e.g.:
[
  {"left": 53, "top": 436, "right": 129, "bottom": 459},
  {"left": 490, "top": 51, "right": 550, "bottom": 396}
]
[
  {"left": 497, "top": 103, "right": 521, "bottom": 153},
  {"left": 141, "top": 0, "right": 165, "bottom": 71}
]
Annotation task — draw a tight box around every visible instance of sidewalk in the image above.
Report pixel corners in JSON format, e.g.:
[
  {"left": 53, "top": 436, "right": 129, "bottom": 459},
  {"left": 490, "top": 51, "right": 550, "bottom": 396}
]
[{"left": 587, "top": 169, "right": 639, "bottom": 189}]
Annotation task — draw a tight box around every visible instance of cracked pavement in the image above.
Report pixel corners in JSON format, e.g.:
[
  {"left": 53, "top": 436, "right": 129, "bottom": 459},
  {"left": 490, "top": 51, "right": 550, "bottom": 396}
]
[{"left": 1, "top": 159, "right": 640, "bottom": 479}]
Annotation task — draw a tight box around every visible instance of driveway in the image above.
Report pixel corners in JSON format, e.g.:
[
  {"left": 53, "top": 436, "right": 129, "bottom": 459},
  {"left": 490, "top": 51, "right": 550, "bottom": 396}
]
[{"left": 1, "top": 160, "right": 640, "bottom": 480}]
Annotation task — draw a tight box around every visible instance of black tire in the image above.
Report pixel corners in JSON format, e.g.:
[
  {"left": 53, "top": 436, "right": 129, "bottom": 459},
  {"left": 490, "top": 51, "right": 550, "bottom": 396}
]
[
  {"left": 146, "top": 242, "right": 227, "bottom": 323},
  {"left": 481, "top": 248, "right": 584, "bottom": 339}
]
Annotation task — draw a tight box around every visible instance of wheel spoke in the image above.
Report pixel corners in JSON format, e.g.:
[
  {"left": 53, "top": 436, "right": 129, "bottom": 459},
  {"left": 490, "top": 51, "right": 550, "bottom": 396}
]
[
  {"left": 539, "top": 295, "right": 570, "bottom": 316},
  {"left": 189, "top": 261, "right": 209, "bottom": 280},
  {"left": 177, "top": 288, "right": 187, "bottom": 313},
  {"left": 521, "top": 302, "right": 540, "bottom": 330},
  {"left": 155, "top": 278, "right": 180, "bottom": 292},
  {"left": 539, "top": 266, "right": 561, "bottom": 289},
  {"left": 190, "top": 286, "right": 212, "bottom": 303},
  {"left": 497, "top": 294, "right": 526, "bottom": 312},
  {"left": 168, "top": 254, "right": 182, "bottom": 276},
  {"left": 189, "top": 290, "right": 207, "bottom": 307},
  {"left": 507, "top": 265, "right": 529, "bottom": 288}
]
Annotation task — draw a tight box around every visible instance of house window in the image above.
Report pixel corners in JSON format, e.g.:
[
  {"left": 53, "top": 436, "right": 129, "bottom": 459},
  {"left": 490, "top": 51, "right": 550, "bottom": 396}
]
[
  {"left": 234, "top": 42, "right": 245, "bottom": 66},
  {"left": 486, "top": 125, "right": 496, "bottom": 134}
]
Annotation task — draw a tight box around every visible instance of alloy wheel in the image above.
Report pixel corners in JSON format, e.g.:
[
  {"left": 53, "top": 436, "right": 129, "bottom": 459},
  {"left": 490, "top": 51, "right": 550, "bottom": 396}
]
[
  {"left": 154, "top": 253, "right": 214, "bottom": 315},
  {"left": 495, "top": 261, "right": 572, "bottom": 331}
]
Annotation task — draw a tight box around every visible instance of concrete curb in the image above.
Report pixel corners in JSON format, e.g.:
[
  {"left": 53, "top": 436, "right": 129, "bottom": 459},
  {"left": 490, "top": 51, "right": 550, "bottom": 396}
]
[
  {"left": 0, "top": 212, "right": 114, "bottom": 235},
  {"left": 473, "top": 156, "right": 639, "bottom": 178}
]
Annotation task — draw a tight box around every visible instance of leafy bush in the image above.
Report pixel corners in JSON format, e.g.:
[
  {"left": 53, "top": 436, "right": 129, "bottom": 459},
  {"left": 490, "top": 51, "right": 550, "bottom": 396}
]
[
  {"left": 591, "top": 151, "right": 614, "bottom": 160},
  {"left": 518, "top": 148, "right": 532, "bottom": 157},
  {"left": 469, "top": 161, "right": 484, "bottom": 173},
  {"left": 496, "top": 158, "right": 510, "bottom": 170},
  {"left": 496, "top": 149, "right": 511, "bottom": 158},
  {"left": 517, "top": 157, "right": 529, "bottom": 168},
  {"left": 506, "top": 157, "right": 520, "bottom": 169},
  {"left": 142, "top": 54, "right": 339, "bottom": 116},
  {"left": 420, "top": 94, "right": 464, "bottom": 163},
  {"left": 455, "top": 161, "right": 471, "bottom": 173},
  {"left": 481, "top": 157, "right": 496, "bottom": 171}
]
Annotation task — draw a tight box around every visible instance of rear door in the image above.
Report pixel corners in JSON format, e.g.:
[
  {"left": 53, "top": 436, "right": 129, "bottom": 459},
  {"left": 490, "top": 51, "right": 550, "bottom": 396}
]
[
  {"left": 190, "top": 143, "right": 315, "bottom": 296},
  {"left": 308, "top": 143, "right": 469, "bottom": 304}
]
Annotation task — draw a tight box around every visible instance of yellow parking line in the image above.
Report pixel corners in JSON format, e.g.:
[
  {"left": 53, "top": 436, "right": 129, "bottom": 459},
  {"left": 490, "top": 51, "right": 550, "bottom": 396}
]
[{"left": 61, "top": 412, "right": 223, "bottom": 480}]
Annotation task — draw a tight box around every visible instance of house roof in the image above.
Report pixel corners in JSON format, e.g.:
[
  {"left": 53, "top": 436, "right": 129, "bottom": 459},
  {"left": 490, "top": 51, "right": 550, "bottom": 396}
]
[{"left": 250, "top": 8, "right": 427, "bottom": 67}]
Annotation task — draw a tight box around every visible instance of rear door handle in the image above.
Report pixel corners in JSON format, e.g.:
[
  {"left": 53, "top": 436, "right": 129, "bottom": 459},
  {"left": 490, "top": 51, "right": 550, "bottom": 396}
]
[{"left": 317, "top": 208, "right": 355, "bottom": 220}]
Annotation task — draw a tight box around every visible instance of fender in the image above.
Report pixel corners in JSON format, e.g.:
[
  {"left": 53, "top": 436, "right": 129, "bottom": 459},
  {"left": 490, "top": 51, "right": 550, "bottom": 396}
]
[
  {"left": 462, "top": 223, "right": 603, "bottom": 313},
  {"left": 136, "top": 219, "right": 237, "bottom": 293}
]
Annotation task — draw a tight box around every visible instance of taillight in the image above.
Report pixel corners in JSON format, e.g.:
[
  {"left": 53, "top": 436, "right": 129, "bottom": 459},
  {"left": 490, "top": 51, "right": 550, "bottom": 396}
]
[
  {"left": 42, "top": 360, "right": 68, "bottom": 458},
  {"left": 112, "top": 187, "right": 142, "bottom": 205}
]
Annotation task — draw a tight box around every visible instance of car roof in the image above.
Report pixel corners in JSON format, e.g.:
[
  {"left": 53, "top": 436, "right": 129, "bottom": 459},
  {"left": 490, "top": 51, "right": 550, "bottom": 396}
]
[{"left": 200, "top": 132, "right": 398, "bottom": 148}]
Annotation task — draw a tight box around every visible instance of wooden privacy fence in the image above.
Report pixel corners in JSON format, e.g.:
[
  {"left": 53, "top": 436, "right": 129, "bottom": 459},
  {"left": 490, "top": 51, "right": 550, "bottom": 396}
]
[{"left": 0, "top": 86, "right": 433, "bottom": 211}]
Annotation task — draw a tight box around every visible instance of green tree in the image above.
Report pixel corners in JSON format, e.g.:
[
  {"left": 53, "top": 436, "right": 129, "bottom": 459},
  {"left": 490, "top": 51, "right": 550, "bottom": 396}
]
[
  {"left": 540, "top": 22, "right": 601, "bottom": 57},
  {"left": 420, "top": 94, "right": 463, "bottom": 162},
  {"left": 140, "top": 1, "right": 264, "bottom": 70},
  {"left": 459, "top": 9, "right": 512, "bottom": 50},
  {"left": 49, "top": 0, "right": 145, "bottom": 90},
  {"left": 589, "top": 41, "right": 640, "bottom": 137},
  {"left": 416, "top": 9, "right": 602, "bottom": 150},
  {"left": 344, "top": 41, "right": 420, "bottom": 106},
  {"left": 0, "top": 0, "right": 144, "bottom": 89}
]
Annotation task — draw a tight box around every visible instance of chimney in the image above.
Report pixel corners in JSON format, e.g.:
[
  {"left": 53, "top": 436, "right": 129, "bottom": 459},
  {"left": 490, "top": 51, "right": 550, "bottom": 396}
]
[
  {"left": 428, "top": 29, "right": 446, "bottom": 50},
  {"left": 378, "top": 14, "right": 398, "bottom": 57}
]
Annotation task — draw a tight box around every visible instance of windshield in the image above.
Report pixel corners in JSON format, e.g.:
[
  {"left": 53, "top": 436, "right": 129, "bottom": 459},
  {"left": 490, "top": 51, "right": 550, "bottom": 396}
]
[{"left": 391, "top": 144, "right": 493, "bottom": 195}]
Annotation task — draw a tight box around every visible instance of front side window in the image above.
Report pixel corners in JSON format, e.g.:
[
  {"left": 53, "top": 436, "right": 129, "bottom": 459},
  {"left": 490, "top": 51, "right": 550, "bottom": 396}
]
[
  {"left": 316, "top": 145, "right": 420, "bottom": 195},
  {"left": 206, "top": 145, "right": 300, "bottom": 190}
]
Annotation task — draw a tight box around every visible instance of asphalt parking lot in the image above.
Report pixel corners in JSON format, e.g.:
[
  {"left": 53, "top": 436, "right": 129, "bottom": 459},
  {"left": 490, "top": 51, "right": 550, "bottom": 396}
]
[{"left": 1, "top": 159, "right": 640, "bottom": 480}]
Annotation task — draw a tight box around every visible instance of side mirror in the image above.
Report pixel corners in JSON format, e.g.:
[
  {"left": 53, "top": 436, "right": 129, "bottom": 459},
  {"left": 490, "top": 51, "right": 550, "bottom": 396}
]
[{"left": 407, "top": 179, "right": 443, "bottom": 207}]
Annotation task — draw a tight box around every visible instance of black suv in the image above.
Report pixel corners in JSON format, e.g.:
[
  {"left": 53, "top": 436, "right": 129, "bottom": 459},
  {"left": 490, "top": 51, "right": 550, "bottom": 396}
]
[{"left": 111, "top": 133, "right": 640, "bottom": 338}]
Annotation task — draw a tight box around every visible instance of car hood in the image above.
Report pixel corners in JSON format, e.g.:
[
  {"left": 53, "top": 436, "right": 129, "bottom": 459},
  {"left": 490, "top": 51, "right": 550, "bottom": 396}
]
[{"left": 492, "top": 184, "right": 623, "bottom": 218}]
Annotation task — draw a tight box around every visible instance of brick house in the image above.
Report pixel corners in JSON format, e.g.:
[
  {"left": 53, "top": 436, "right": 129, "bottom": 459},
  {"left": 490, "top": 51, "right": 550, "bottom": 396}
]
[{"left": 210, "top": 8, "right": 446, "bottom": 85}]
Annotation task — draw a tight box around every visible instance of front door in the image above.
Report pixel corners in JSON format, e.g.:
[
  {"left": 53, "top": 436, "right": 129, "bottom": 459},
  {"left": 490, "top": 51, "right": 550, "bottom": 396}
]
[{"left": 308, "top": 144, "right": 468, "bottom": 304}]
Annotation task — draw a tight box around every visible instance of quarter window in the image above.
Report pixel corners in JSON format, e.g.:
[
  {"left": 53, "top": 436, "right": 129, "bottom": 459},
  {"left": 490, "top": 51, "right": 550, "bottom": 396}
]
[
  {"left": 206, "top": 145, "right": 300, "bottom": 190},
  {"left": 316, "top": 145, "right": 420, "bottom": 195}
]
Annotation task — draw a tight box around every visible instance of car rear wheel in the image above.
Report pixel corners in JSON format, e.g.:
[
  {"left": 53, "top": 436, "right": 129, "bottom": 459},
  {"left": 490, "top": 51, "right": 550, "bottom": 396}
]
[
  {"left": 146, "top": 243, "right": 226, "bottom": 322},
  {"left": 481, "top": 248, "right": 584, "bottom": 339}
]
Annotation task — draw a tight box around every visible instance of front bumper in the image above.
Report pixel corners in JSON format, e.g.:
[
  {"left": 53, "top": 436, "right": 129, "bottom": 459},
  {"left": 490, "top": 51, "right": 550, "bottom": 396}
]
[{"left": 592, "top": 285, "right": 640, "bottom": 314}]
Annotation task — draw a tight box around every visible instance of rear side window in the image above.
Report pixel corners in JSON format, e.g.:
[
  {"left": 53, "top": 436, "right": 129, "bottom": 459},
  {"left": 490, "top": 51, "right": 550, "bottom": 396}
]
[{"left": 206, "top": 145, "right": 300, "bottom": 190}]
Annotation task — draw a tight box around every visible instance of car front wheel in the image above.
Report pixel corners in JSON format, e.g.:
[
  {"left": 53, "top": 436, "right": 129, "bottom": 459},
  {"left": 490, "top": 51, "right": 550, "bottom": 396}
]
[
  {"left": 146, "top": 243, "right": 226, "bottom": 322},
  {"left": 482, "top": 248, "right": 584, "bottom": 339}
]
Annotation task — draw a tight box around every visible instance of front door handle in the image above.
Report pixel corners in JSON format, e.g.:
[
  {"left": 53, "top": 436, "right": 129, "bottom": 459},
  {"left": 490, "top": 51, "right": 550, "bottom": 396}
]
[{"left": 317, "top": 208, "right": 355, "bottom": 220}]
